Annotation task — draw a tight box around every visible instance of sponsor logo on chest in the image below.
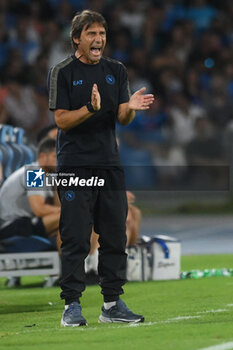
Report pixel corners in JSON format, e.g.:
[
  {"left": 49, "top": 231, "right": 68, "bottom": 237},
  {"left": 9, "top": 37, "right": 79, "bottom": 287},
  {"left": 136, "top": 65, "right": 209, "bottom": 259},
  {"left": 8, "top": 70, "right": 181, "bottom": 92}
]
[{"left": 73, "top": 80, "right": 83, "bottom": 86}]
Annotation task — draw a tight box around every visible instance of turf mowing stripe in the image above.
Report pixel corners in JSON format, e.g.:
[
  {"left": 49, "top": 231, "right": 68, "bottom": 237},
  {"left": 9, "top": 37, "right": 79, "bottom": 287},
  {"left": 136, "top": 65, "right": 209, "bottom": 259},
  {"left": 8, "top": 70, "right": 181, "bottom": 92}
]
[
  {"left": 0, "top": 316, "right": 202, "bottom": 336},
  {"left": 196, "top": 309, "right": 228, "bottom": 314},
  {"left": 168, "top": 316, "right": 201, "bottom": 321},
  {"left": 198, "top": 342, "right": 233, "bottom": 350},
  {"left": 2, "top": 306, "right": 231, "bottom": 337}
]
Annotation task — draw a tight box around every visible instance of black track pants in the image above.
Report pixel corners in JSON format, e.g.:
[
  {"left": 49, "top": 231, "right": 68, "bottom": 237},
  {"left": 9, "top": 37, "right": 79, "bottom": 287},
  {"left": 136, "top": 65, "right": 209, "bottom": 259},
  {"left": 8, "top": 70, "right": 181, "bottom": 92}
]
[{"left": 57, "top": 168, "right": 128, "bottom": 302}]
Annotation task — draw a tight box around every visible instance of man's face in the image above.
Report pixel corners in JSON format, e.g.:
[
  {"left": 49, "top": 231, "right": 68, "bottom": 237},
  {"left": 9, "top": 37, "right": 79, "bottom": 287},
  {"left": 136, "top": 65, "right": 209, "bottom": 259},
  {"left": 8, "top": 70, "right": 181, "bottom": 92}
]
[{"left": 73, "top": 22, "right": 106, "bottom": 64}]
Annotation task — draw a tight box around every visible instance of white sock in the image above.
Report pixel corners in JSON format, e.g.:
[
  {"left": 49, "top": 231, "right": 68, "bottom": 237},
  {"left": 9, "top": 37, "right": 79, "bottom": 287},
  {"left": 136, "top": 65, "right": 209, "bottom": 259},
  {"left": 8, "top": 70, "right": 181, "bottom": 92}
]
[
  {"left": 104, "top": 301, "right": 116, "bottom": 310},
  {"left": 65, "top": 302, "right": 79, "bottom": 310}
]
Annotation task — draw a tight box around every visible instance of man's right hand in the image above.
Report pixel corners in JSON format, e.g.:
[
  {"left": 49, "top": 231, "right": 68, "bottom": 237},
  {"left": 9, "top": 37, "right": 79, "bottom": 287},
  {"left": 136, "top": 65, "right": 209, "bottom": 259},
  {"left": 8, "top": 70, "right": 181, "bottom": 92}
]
[
  {"left": 54, "top": 83, "right": 101, "bottom": 131},
  {"left": 91, "top": 83, "right": 101, "bottom": 111}
]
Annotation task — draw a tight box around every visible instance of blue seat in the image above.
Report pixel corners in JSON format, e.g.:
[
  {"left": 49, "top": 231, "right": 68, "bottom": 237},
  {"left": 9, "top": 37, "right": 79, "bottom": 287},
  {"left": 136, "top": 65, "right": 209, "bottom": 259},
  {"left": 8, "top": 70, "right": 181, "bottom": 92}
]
[
  {"left": 0, "top": 147, "right": 3, "bottom": 165},
  {"left": 0, "top": 125, "right": 36, "bottom": 177},
  {"left": 13, "top": 127, "right": 35, "bottom": 164},
  {"left": 0, "top": 124, "right": 37, "bottom": 180},
  {"left": 0, "top": 125, "right": 24, "bottom": 174},
  {"left": 0, "top": 144, "right": 14, "bottom": 179},
  {"left": 0, "top": 125, "right": 14, "bottom": 179},
  {"left": 0, "top": 148, "right": 3, "bottom": 185}
]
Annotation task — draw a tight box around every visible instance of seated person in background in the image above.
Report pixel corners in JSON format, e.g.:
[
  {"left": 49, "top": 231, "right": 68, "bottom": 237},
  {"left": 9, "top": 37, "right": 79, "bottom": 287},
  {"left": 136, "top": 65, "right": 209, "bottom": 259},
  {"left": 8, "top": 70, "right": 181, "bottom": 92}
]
[
  {"left": 0, "top": 138, "right": 60, "bottom": 252},
  {"left": 37, "top": 124, "right": 58, "bottom": 143},
  {"left": 125, "top": 191, "right": 141, "bottom": 247},
  {"left": 115, "top": 137, "right": 142, "bottom": 246}
]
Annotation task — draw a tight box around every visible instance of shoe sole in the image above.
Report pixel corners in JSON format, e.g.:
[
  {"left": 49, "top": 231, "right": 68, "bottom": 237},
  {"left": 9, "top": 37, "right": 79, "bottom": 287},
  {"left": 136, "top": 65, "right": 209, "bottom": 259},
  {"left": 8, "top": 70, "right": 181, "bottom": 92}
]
[
  {"left": 98, "top": 315, "right": 144, "bottom": 324},
  {"left": 61, "top": 319, "right": 87, "bottom": 327}
]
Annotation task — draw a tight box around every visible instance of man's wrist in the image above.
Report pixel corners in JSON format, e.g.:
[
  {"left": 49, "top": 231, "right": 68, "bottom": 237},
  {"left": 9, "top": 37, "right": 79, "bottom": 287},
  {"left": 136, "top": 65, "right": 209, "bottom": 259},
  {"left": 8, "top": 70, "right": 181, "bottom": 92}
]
[
  {"left": 128, "top": 101, "right": 135, "bottom": 112},
  {"left": 86, "top": 101, "right": 95, "bottom": 113}
]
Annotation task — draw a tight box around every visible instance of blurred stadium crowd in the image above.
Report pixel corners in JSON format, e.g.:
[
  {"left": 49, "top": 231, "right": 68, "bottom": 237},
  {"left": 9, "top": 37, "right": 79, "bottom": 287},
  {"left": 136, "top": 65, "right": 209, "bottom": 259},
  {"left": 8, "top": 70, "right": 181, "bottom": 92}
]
[{"left": 0, "top": 0, "right": 232, "bottom": 186}]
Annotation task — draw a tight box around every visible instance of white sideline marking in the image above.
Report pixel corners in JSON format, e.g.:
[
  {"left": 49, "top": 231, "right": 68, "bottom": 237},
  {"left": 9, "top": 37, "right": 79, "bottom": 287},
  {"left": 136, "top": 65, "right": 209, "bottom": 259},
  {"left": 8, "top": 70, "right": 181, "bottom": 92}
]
[
  {"left": 127, "top": 316, "right": 200, "bottom": 327},
  {"left": 226, "top": 304, "right": 233, "bottom": 307},
  {"left": 123, "top": 316, "right": 200, "bottom": 328},
  {"left": 198, "top": 342, "right": 233, "bottom": 350}
]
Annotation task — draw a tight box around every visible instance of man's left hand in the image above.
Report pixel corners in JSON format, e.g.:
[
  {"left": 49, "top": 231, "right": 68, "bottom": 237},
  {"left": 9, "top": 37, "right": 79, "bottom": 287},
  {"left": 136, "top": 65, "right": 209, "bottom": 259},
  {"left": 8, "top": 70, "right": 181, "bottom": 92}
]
[{"left": 128, "top": 87, "right": 154, "bottom": 111}]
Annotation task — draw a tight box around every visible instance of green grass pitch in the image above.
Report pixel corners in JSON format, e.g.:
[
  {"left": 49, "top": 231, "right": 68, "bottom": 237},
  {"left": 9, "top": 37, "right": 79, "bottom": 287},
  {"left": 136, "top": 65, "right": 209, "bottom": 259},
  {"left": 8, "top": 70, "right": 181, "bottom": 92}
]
[{"left": 1, "top": 254, "right": 233, "bottom": 350}]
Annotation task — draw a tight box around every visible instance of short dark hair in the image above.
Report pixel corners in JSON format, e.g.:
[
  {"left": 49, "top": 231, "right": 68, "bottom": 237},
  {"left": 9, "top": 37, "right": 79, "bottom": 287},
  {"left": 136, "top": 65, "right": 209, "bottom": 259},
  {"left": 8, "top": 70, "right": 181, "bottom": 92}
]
[
  {"left": 37, "top": 124, "right": 57, "bottom": 143},
  {"left": 38, "top": 137, "right": 56, "bottom": 155},
  {"left": 70, "top": 10, "right": 107, "bottom": 51}
]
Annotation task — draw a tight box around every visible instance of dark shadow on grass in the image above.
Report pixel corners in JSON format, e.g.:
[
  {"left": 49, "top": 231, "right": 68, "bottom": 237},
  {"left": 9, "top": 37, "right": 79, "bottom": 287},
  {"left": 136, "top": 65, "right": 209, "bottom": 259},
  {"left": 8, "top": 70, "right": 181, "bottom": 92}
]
[
  {"left": 13, "top": 282, "right": 44, "bottom": 288},
  {"left": 0, "top": 303, "right": 61, "bottom": 315},
  {"left": 0, "top": 281, "right": 60, "bottom": 289}
]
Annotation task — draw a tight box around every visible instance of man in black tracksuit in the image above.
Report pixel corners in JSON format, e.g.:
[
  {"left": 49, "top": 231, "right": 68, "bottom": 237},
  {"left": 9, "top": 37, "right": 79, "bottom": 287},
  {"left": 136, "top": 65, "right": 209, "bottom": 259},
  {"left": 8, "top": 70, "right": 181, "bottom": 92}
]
[{"left": 48, "top": 9, "right": 154, "bottom": 326}]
